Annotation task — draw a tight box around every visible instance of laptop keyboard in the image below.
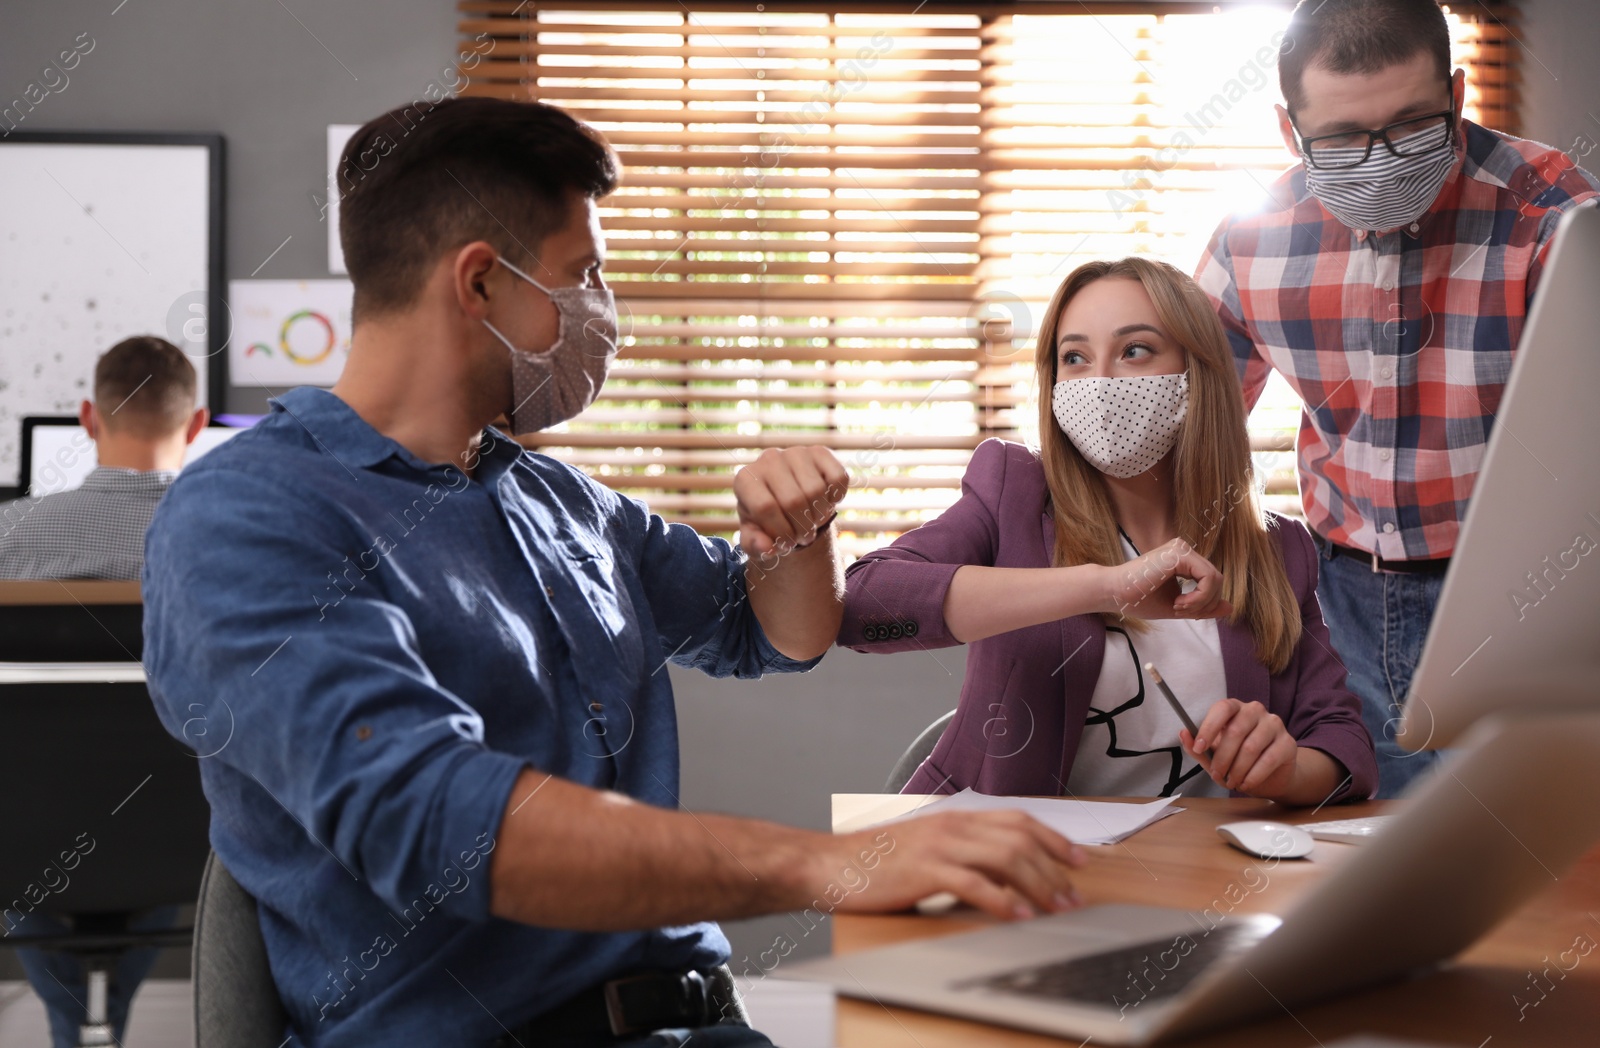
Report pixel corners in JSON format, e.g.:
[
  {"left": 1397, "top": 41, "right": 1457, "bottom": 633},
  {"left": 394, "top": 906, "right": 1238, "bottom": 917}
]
[{"left": 954, "top": 921, "right": 1266, "bottom": 1009}]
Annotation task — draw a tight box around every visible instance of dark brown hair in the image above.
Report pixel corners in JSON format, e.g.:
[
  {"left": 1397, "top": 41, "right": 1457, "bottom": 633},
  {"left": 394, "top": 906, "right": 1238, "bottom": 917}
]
[
  {"left": 94, "top": 336, "right": 197, "bottom": 436},
  {"left": 1279, "top": 0, "right": 1452, "bottom": 113},
  {"left": 337, "top": 97, "right": 620, "bottom": 324}
]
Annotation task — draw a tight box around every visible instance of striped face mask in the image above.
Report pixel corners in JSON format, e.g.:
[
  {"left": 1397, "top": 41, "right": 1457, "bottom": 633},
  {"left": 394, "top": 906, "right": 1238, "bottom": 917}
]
[{"left": 1302, "top": 123, "right": 1458, "bottom": 233}]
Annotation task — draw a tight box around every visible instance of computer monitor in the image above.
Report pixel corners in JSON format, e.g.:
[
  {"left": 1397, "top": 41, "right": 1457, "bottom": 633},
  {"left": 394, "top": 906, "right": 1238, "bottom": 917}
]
[
  {"left": 18, "top": 416, "right": 255, "bottom": 498},
  {"left": 1397, "top": 204, "right": 1600, "bottom": 751}
]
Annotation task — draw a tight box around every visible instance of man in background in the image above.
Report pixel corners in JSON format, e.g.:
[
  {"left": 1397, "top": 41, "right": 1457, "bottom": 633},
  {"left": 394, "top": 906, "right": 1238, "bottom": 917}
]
[
  {"left": 1195, "top": 0, "right": 1600, "bottom": 797},
  {"left": 0, "top": 334, "right": 202, "bottom": 1047},
  {"left": 0, "top": 334, "right": 207, "bottom": 579}
]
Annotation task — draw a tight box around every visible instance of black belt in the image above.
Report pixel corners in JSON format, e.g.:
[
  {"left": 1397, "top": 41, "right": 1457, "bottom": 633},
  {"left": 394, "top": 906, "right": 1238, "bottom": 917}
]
[
  {"left": 1327, "top": 540, "right": 1451, "bottom": 575},
  {"left": 493, "top": 968, "right": 732, "bottom": 1047}
]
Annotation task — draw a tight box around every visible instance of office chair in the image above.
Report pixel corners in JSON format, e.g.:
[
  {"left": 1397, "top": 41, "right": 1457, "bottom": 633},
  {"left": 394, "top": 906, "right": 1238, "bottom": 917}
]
[
  {"left": 884, "top": 710, "right": 956, "bottom": 792},
  {"left": 192, "top": 852, "right": 289, "bottom": 1048},
  {"left": 0, "top": 581, "right": 210, "bottom": 1048},
  {"left": 194, "top": 848, "right": 751, "bottom": 1043}
]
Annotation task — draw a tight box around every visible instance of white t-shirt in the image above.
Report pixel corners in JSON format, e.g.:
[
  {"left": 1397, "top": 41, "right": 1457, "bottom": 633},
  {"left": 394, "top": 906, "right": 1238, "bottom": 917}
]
[{"left": 1064, "top": 536, "right": 1229, "bottom": 799}]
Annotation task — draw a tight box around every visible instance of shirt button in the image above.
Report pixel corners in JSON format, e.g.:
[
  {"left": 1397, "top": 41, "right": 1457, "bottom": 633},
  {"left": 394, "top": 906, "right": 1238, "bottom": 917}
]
[
  {"left": 1383, "top": 523, "right": 1396, "bottom": 534},
  {"left": 1378, "top": 449, "right": 1392, "bottom": 461},
  {"left": 1380, "top": 366, "right": 1394, "bottom": 379},
  {"left": 1380, "top": 280, "right": 1394, "bottom": 291},
  {"left": 1409, "top": 222, "right": 1420, "bottom": 233}
]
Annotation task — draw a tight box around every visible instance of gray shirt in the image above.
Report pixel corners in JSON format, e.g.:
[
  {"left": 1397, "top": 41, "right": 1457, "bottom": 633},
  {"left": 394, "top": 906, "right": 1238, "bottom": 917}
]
[{"left": 0, "top": 467, "right": 175, "bottom": 579}]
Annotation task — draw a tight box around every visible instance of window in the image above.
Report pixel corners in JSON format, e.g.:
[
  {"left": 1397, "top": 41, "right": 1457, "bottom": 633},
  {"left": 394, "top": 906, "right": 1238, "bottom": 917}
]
[{"left": 456, "top": 1, "right": 1515, "bottom": 556}]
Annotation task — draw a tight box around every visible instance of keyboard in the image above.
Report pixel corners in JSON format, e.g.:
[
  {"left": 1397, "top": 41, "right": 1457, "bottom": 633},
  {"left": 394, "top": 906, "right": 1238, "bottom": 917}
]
[
  {"left": 955, "top": 921, "right": 1268, "bottom": 1009},
  {"left": 1298, "top": 814, "right": 1394, "bottom": 843}
]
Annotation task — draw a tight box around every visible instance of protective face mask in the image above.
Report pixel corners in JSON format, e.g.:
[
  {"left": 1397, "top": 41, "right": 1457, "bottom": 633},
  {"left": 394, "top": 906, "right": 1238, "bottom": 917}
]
[
  {"left": 481, "top": 254, "right": 618, "bottom": 434},
  {"left": 1301, "top": 122, "right": 1458, "bottom": 233},
  {"left": 1052, "top": 373, "right": 1189, "bottom": 479}
]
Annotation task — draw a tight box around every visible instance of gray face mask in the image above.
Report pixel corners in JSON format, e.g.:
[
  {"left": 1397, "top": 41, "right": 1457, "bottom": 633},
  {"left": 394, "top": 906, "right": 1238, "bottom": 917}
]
[
  {"left": 1301, "top": 122, "right": 1458, "bottom": 233},
  {"left": 482, "top": 255, "right": 618, "bottom": 435}
]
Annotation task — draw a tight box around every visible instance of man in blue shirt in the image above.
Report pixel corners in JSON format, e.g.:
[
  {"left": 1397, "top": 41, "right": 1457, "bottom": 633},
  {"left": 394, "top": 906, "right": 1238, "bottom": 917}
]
[{"left": 141, "top": 97, "right": 1086, "bottom": 1047}]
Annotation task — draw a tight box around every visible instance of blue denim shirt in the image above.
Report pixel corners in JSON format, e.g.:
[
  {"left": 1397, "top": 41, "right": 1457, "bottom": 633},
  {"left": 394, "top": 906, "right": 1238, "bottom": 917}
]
[{"left": 141, "top": 387, "right": 818, "bottom": 1047}]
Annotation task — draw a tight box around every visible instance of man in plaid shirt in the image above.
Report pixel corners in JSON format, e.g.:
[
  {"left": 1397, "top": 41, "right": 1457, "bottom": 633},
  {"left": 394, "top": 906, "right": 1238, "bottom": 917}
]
[{"left": 1195, "top": 0, "right": 1600, "bottom": 797}]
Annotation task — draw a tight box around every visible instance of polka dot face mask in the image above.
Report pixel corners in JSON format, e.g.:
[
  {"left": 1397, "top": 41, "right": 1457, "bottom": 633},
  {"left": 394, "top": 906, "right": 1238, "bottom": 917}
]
[
  {"left": 1051, "top": 373, "right": 1189, "bottom": 479},
  {"left": 482, "top": 254, "right": 619, "bottom": 435}
]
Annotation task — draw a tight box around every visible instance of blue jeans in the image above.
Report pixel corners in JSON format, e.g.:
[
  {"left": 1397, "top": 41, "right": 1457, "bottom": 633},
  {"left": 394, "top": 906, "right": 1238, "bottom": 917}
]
[
  {"left": 9, "top": 905, "right": 180, "bottom": 1048},
  {"left": 1313, "top": 536, "right": 1448, "bottom": 799}
]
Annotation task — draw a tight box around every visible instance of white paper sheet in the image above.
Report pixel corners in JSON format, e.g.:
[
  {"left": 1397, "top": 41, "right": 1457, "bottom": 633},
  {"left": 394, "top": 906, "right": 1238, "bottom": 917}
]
[{"left": 873, "top": 788, "right": 1183, "bottom": 845}]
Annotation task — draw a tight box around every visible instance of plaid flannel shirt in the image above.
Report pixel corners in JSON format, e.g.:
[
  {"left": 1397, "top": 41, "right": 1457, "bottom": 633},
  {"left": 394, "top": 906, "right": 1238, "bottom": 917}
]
[{"left": 1196, "top": 119, "right": 1600, "bottom": 561}]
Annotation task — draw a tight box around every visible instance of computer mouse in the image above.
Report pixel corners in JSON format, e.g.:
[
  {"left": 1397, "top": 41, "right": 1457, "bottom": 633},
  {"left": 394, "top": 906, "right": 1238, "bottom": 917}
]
[{"left": 1216, "top": 820, "right": 1315, "bottom": 860}]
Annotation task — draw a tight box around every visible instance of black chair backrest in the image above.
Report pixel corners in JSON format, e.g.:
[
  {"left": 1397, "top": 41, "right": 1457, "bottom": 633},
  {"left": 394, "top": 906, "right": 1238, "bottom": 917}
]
[
  {"left": 0, "top": 585, "right": 210, "bottom": 922},
  {"left": 0, "top": 679, "right": 212, "bottom": 917}
]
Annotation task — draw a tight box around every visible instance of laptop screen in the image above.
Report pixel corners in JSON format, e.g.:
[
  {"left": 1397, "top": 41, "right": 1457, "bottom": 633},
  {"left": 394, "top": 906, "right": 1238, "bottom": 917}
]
[{"left": 21, "top": 417, "right": 256, "bottom": 498}]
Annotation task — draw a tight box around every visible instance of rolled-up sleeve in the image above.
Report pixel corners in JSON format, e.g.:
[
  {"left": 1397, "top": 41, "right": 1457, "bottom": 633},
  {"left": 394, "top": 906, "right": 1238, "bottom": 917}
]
[{"left": 142, "top": 470, "right": 526, "bottom": 923}]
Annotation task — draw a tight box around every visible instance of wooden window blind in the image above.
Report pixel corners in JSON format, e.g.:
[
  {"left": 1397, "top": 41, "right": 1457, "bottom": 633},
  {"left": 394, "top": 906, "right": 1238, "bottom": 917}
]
[{"left": 455, "top": 1, "right": 1517, "bottom": 555}]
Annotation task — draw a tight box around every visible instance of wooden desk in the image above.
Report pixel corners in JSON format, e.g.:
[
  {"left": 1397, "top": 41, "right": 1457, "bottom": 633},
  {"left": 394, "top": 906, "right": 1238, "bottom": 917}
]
[{"left": 830, "top": 796, "right": 1600, "bottom": 1046}]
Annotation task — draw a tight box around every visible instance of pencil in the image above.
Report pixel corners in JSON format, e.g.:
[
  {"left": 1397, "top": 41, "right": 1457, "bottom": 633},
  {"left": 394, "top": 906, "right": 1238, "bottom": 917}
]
[{"left": 1145, "top": 661, "right": 1204, "bottom": 749}]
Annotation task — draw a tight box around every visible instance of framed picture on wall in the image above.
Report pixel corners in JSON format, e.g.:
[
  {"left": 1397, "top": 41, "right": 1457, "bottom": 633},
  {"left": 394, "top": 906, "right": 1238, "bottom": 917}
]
[{"left": 0, "top": 130, "right": 225, "bottom": 490}]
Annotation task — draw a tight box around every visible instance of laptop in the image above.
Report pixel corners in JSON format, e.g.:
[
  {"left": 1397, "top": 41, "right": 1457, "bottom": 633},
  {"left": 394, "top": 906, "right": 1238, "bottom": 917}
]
[
  {"left": 781, "top": 709, "right": 1600, "bottom": 1043},
  {"left": 1396, "top": 203, "right": 1600, "bottom": 750}
]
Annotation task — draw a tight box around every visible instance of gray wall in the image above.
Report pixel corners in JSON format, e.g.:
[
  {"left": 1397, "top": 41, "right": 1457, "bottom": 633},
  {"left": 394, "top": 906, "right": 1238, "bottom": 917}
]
[
  {"left": 1518, "top": 0, "right": 1600, "bottom": 156},
  {"left": 3, "top": 0, "right": 1596, "bottom": 976},
  {"left": 0, "top": 0, "right": 462, "bottom": 416}
]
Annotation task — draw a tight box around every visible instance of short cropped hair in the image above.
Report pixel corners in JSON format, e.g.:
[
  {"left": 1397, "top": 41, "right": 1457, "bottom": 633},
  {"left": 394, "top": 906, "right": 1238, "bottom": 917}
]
[
  {"left": 1279, "top": 0, "right": 1452, "bottom": 112},
  {"left": 93, "top": 336, "right": 197, "bottom": 436},
  {"left": 336, "top": 97, "right": 620, "bottom": 324}
]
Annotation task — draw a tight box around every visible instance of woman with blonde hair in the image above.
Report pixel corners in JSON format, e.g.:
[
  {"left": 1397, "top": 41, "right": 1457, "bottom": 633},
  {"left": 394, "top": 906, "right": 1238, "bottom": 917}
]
[{"left": 842, "top": 257, "right": 1375, "bottom": 804}]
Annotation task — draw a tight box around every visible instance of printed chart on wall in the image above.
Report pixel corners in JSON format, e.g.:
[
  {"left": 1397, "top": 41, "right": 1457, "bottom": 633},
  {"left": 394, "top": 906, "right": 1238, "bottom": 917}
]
[
  {"left": 228, "top": 279, "right": 354, "bottom": 388},
  {"left": 0, "top": 133, "right": 222, "bottom": 489}
]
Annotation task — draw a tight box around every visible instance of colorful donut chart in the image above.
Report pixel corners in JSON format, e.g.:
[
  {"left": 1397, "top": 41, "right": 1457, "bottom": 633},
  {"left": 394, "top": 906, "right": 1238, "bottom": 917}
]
[{"left": 278, "top": 309, "right": 337, "bottom": 365}]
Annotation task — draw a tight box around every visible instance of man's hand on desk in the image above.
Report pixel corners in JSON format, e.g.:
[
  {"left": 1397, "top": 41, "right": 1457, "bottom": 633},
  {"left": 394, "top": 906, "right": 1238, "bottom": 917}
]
[
  {"left": 819, "top": 810, "right": 1088, "bottom": 922},
  {"left": 487, "top": 769, "right": 1087, "bottom": 930}
]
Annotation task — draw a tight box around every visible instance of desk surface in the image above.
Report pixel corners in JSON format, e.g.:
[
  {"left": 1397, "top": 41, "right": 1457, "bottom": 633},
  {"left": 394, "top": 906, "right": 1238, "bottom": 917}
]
[{"left": 829, "top": 796, "right": 1600, "bottom": 1046}]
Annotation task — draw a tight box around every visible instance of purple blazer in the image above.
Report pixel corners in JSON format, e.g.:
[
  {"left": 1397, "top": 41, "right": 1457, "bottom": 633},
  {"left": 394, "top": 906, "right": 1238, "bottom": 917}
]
[{"left": 840, "top": 439, "right": 1377, "bottom": 803}]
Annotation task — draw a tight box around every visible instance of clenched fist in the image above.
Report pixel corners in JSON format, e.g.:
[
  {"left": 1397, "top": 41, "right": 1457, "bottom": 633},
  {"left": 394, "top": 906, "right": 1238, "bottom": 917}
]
[{"left": 734, "top": 446, "right": 850, "bottom": 558}]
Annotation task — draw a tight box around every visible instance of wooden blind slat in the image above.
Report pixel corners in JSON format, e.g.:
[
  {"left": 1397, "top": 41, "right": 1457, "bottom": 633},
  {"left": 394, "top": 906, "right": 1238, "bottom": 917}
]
[{"left": 460, "top": 2, "right": 1517, "bottom": 548}]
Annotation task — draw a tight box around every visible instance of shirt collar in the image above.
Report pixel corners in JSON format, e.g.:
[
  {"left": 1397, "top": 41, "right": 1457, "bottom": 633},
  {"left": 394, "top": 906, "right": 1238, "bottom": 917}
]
[
  {"left": 268, "top": 386, "right": 518, "bottom": 480},
  {"left": 78, "top": 466, "right": 177, "bottom": 491}
]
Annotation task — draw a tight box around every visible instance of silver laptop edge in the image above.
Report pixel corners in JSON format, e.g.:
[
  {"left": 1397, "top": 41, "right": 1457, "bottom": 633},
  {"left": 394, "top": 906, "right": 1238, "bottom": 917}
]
[{"left": 782, "top": 709, "right": 1600, "bottom": 1045}]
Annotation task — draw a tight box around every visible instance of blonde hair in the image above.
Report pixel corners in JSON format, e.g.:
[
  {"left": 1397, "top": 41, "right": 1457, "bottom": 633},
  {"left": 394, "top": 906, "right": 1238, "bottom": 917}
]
[{"left": 1034, "top": 257, "right": 1300, "bottom": 674}]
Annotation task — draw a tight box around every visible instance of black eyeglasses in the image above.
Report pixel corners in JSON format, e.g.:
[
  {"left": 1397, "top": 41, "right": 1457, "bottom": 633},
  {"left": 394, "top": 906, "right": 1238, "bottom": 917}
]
[{"left": 1292, "top": 108, "right": 1457, "bottom": 170}]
